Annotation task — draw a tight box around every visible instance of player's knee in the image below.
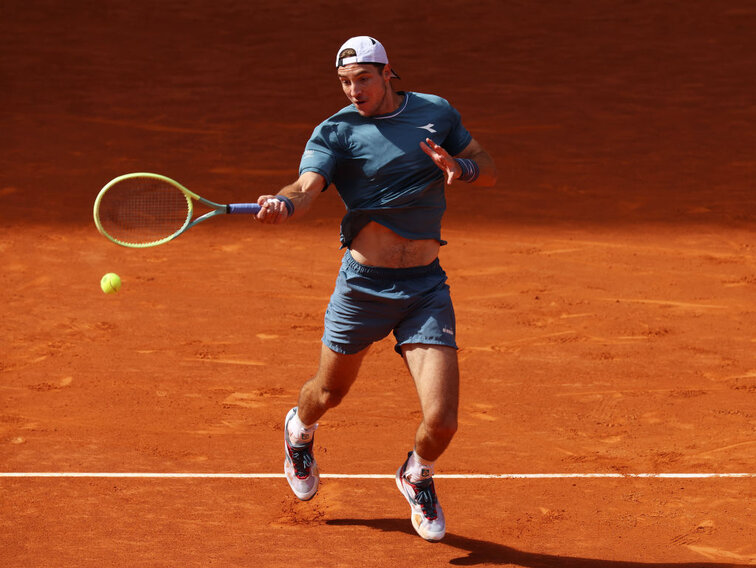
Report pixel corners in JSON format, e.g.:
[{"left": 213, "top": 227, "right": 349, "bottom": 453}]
[
  {"left": 424, "top": 412, "right": 458, "bottom": 443},
  {"left": 318, "top": 385, "right": 350, "bottom": 409}
]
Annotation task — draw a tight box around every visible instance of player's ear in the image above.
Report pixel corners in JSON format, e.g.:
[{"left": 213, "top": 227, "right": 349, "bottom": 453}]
[{"left": 383, "top": 64, "right": 393, "bottom": 81}]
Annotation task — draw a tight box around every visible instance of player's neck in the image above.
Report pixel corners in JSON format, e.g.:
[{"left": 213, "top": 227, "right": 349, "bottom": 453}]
[
  {"left": 376, "top": 89, "right": 404, "bottom": 116},
  {"left": 390, "top": 90, "right": 405, "bottom": 113}
]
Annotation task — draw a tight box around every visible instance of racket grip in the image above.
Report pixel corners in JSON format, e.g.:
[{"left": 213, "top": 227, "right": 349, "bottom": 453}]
[{"left": 227, "top": 203, "right": 262, "bottom": 215}]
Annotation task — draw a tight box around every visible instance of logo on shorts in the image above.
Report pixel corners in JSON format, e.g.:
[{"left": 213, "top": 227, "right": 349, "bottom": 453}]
[{"left": 443, "top": 327, "right": 454, "bottom": 335}]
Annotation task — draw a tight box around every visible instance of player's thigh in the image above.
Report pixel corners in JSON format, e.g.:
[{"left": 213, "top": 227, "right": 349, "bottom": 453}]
[{"left": 401, "top": 344, "right": 459, "bottom": 419}]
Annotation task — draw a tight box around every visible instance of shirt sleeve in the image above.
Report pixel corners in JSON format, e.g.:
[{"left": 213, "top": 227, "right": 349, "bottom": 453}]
[
  {"left": 441, "top": 102, "right": 473, "bottom": 157},
  {"left": 299, "top": 122, "right": 339, "bottom": 188}
]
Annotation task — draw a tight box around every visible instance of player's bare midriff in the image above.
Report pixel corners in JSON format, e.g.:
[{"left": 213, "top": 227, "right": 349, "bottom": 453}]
[{"left": 349, "top": 221, "right": 440, "bottom": 268}]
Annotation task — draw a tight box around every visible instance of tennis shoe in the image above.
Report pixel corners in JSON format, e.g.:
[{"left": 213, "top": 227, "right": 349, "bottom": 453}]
[
  {"left": 283, "top": 407, "right": 319, "bottom": 501},
  {"left": 396, "top": 451, "right": 446, "bottom": 541}
]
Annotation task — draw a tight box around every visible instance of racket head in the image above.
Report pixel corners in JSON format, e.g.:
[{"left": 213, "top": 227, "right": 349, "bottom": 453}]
[{"left": 93, "top": 173, "right": 197, "bottom": 248}]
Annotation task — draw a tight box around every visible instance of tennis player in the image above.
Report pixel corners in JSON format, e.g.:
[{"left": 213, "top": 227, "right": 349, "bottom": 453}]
[{"left": 255, "top": 36, "right": 497, "bottom": 541}]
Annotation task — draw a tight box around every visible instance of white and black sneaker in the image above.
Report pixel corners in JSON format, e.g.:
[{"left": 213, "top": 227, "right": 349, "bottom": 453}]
[
  {"left": 396, "top": 451, "right": 446, "bottom": 541},
  {"left": 283, "top": 407, "right": 319, "bottom": 501}
]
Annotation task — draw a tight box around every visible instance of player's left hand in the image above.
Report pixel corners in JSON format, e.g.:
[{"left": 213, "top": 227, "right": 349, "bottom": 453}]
[{"left": 420, "top": 138, "right": 461, "bottom": 185}]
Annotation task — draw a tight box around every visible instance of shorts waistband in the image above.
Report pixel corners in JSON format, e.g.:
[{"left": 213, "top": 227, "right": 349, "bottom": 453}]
[{"left": 344, "top": 250, "right": 441, "bottom": 280}]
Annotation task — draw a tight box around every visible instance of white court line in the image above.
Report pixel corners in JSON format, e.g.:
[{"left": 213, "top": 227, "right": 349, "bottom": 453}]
[{"left": 0, "top": 473, "right": 753, "bottom": 479}]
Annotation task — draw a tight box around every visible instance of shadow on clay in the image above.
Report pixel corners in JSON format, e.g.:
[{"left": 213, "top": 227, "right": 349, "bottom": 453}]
[{"left": 326, "top": 518, "right": 749, "bottom": 568}]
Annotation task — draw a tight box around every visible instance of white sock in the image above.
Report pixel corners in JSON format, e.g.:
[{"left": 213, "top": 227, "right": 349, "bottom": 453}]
[
  {"left": 404, "top": 450, "right": 435, "bottom": 483},
  {"left": 287, "top": 409, "right": 318, "bottom": 445}
]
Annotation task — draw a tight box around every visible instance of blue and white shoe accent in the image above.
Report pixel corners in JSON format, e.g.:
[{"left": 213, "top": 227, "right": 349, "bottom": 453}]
[
  {"left": 283, "top": 407, "right": 319, "bottom": 501},
  {"left": 395, "top": 451, "right": 446, "bottom": 541}
]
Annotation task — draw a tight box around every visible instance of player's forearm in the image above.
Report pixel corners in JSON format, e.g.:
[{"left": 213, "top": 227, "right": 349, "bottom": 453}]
[
  {"left": 466, "top": 150, "right": 497, "bottom": 187},
  {"left": 453, "top": 139, "right": 497, "bottom": 187},
  {"left": 277, "top": 172, "right": 326, "bottom": 219}
]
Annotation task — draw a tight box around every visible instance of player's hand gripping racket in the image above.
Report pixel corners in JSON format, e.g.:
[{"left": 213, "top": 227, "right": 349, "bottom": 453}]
[{"left": 93, "top": 172, "right": 261, "bottom": 248}]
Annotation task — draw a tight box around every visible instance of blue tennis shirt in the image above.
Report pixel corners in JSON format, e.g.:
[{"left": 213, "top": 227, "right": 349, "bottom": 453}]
[{"left": 299, "top": 91, "right": 472, "bottom": 247}]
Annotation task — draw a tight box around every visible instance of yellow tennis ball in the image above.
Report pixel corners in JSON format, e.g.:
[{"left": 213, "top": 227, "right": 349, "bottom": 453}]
[{"left": 100, "top": 272, "right": 122, "bottom": 294}]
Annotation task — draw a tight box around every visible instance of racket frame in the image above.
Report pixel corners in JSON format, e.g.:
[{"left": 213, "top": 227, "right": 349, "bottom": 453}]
[{"left": 93, "top": 172, "right": 252, "bottom": 248}]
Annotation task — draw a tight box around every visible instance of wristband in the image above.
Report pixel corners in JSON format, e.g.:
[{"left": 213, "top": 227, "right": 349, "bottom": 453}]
[
  {"left": 275, "top": 195, "right": 295, "bottom": 216},
  {"left": 455, "top": 158, "right": 480, "bottom": 183}
]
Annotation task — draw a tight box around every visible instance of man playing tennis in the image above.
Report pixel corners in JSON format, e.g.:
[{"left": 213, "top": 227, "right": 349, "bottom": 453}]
[{"left": 255, "top": 36, "right": 497, "bottom": 541}]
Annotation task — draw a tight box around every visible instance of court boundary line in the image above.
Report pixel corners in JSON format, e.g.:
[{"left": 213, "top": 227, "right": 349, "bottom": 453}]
[{"left": 1, "top": 472, "right": 753, "bottom": 479}]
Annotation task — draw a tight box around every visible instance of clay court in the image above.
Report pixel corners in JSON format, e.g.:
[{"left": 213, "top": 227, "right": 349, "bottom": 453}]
[{"left": 1, "top": 1, "right": 754, "bottom": 566}]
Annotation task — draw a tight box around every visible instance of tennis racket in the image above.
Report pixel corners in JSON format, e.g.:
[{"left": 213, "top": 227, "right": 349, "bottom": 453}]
[{"left": 93, "top": 172, "right": 262, "bottom": 248}]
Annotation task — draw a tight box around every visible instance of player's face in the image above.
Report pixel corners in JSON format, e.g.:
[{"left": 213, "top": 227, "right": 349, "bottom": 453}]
[{"left": 337, "top": 64, "right": 392, "bottom": 117}]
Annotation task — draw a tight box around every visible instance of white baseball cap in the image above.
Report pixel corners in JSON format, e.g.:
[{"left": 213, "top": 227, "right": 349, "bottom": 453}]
[{"left": 335, "top": 36, "right": 400, "bottom": 79}]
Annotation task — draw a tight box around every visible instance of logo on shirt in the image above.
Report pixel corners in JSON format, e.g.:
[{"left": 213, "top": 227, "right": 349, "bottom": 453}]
[
  {"left": 303, "top": 150, "right": 315, "bottom": 158},
  {"left": 418, "top": 123, "right": 437, "bottom": 133}
]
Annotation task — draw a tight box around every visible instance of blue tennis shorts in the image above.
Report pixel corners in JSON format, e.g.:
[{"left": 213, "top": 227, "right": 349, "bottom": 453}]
[{"left": 322, "top": 251, "right": 457, "bottom": 355}]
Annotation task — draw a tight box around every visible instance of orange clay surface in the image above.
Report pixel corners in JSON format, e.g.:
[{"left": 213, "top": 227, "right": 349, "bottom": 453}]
[{"left": 1, "top": 1, "right": 754, "bottom": 566}]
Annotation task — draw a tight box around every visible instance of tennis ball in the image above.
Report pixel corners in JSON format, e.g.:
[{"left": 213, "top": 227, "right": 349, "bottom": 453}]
[{"left": 100, "top": 272, "right": 122, "bottom": 294}]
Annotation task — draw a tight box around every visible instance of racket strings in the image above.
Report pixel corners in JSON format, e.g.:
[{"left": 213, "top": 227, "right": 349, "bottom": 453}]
[{"left": 97, "top": 177, "right": 192, "bottom": 245}]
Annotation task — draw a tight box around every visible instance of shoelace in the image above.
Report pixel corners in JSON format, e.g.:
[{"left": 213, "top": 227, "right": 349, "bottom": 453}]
[
  {"left": 288, "top": 442, "right": 313, "bottom": 479},
  {"left": 409, "top": 479, "right": 438, "bottom": 520}
]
